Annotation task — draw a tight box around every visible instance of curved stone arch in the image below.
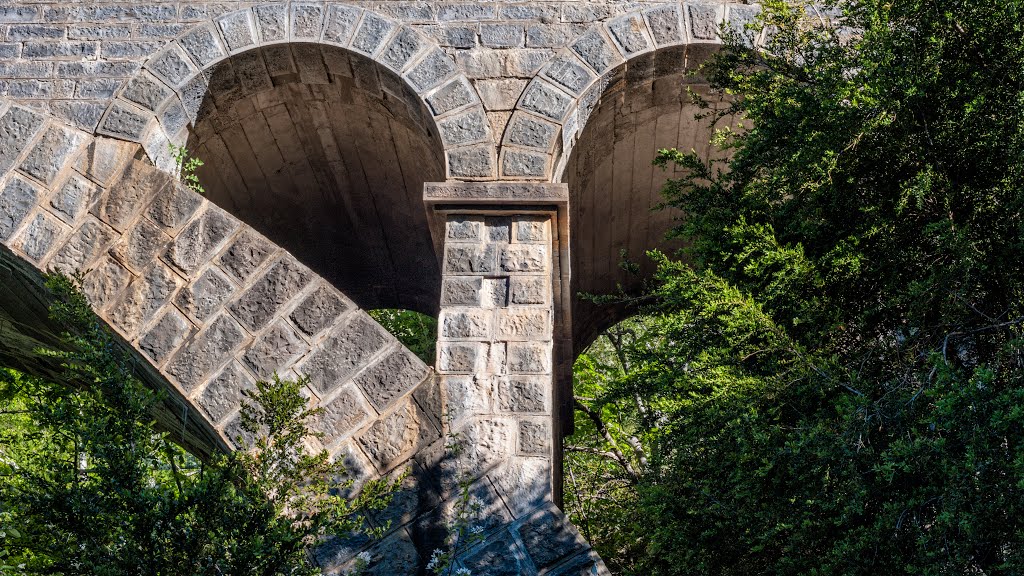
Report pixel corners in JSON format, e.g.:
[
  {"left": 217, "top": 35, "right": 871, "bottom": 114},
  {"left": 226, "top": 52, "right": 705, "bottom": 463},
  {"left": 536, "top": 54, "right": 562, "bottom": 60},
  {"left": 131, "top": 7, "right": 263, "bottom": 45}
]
[
  {"left": 94, "top": 2, "right": 496, "bottom": 181},
  {"left": 501, "top": 1, "right": 764, "bottom": 182}
]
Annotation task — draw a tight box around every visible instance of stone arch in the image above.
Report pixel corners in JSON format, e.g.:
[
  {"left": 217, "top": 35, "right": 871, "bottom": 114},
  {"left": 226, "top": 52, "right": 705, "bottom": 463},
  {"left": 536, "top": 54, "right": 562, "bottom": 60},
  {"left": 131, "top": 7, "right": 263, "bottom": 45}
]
[
  {"left": 501, "top": 2, "right": 762, "bottom": 351},
  {"left": 93, "top": 3, "right": 495, "bottom": 182}
]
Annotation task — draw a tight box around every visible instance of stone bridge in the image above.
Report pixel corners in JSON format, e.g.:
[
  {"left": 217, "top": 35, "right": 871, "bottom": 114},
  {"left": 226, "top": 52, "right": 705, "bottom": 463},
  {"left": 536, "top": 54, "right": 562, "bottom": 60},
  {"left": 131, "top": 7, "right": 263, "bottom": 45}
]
[{"left": 0, "top": 1, "right": 754, "bottom": 573}]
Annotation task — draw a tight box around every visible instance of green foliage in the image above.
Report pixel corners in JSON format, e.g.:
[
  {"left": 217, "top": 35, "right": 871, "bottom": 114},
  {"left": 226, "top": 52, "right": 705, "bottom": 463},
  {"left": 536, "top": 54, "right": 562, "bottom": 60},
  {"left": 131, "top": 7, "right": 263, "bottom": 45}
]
[
  {"left": 568, "top": 1, "right": 1024, "bottom": 574},
  {"left": 169, "top": 143, "right": 205, "bottom": 196},
  {"left": 368, "top": 309, "right": 437, "bottom": 365},
  {"left": 0, "top": 274, "right": 396, "bottom": 575}
]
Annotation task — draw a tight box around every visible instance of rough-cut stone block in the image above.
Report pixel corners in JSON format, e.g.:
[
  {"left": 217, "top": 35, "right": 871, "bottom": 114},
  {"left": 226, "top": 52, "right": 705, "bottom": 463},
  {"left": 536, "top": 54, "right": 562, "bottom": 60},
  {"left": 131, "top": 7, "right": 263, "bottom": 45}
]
[
  {"left": 139, "top": 307, "right": 193, "bottom": 366},
  {"left": 197, "top": 362, "right": 254, "bottom": 424},
  {"left": 379, "top": 27, "right": 422, "bottom": 71},
  {"left": 459, "top": 533, "right": 530, "bottom": 576},
  {"left": 645, "top": 4, "right": 685, "bottom": 46},
  {"left": 19, "top": 125, "right": 84, "bottom": 186},
  {"left": 608, "top": 13, "right": 653, "bottom": 54},
  {"left": 323, "top": 5, "right": 361, "bottom": 45},
  {"left": 441, "top": 276, "right": 482, "bottom": 306},
  {"left": 175, "top": 266, "right": 235, "bottom": 322},
  {"left": 108, "top": 263, "right": 180, "bottom": 338},
  {"left": 439, "top": 3, "right": 495, "bottom": 21},
  {"left": 0, "top": 107, "right": 45, "bottom": 175},
  {"left": 437, "top": 342, "right": 480, "bottom": 373},
  {"left": 543, "top": 55, "right": 595, "bottom": 95},
  {"left": 497, "top": 309, "right": 549, "bottom": 339},
  {"left": 518, "top": 509, "right": 587, "bottom": 569},
  {"left": 232, "top": 50, "right": 273, "bottom": 93},
  {"left": 16, "top": 212, "right": 64, "bottom": 262},
  {"left": 519, "top": 79, "right": 571, "bottom": 121},
  {"left": 179, "top": 23, "right": 225, "bottom": 67},
  {"left": 507, "top": 342, "right": 550, "bottom": 374},
  {"left": 571, "top": 29, "right": 623, "bottom": 74},
  {"left": 690, "top": 4, "right": 722, "bottom": 41},
  {"left": 146, "top": 183, "right": 202, "bottom": 229},
  {"left": 148, "top": 45, "right": 197, "bottom": 87},
  {"left": 426, "top": 77, "right": 474, "bottom": 116},
  {"left": 357, "top": 398, "right": 438, "bottom": 472},
  {"left": 241, "top": 320, "right": 306, "bottom": 378},
  {"left": 98, "top": 100, "right": 151, "bottom": 142},
  {"left": 165, "top": 206, "right": 239, "bottom": 274},
  {"left": 500, "top": 245, "right": 547, "bottom": 272},
  {"left": 483, "top": 277, "right": 510, "bottom": 308},
  {"left": 50, "top": 218, "right": 116, "bottom": 273},
  {"left": 405, "top": 49, "right": 456, "bottom": 92},
  {"left": 228, "top": 255, "right": 311, "bottom": 333},
  {"left": 167, "top": 313, "right": 247, "bottom": 393},
  {"left": 444, "top": 375, "right": 490, "bottom": 422},
  {"left": 289, "top": 284, "right": 348, "bottom": 337},
  {"left": 514, "top": 216, "right": 548, "bottom": 243},
  {"left": 505, "top": 112, "right": 559, "bottom": 150},
  {"left": 509, "top": 276, "right": 547, "bottom": 305},
  {"left": 502, "top": 149, "right": 548, "bottom": 178},
  {"left": 254, "top": 5, "right": 287, "bottom": 43},
  {"left": 354, "top": 348, "right": 429, "bottom": 412},
  {"left": 351, "top": 12, "right": 394, "bottom": 55},
  {"left": 0, "top": 177, "right": 38, "bottom": 241},
  {"left": 444, "top": 244, "right": 497, "bottom": 274},
  {"left": 313, "top": 385, "right": 371, "bottom": 446},
  {"left": 446, "top": 216, "right": 482, "bottom": 241},
  {"left": 447, "top": 145, "right": 494, "bottom": 178},
  {"left": 547, "top": 551, "right": 607, "bottom": 576},
  {"left": 441, "top": 308, "right": 491, "bottom": 339},
  {"left": 91, "top": 160, "right": 167, "bottom": 232},
  {"left": 290, "top": 4, "right": 324, "bottom": 40},
  {"left": 491, "top": 456, "right": 551, "bottom": 517},
  {"left": 217, "top": 229, "right": 274, "bottom": 283},
  {"left": 297, "top": 315, "right": 388, "bottom": 396},
  {"left": 438, "top": 109, "right": 488, "bottom": 146},
  {"left": 75, "top": 137, "right": 137, "bottom": 186},
  {"left": 518, "top": 419, "right": 550, "bottom": 455},
  {"left": 110, "top": 217, "right": 169, "bottom": 272},
  {"left": 495, "top": 376, "right": 548, "bottom": 413},
  {"left": 48, "top": 173, "right": 97, "bottom": 224},
  {"left": 81, "top": 255, "right": 131, "bottom": 311},
  {"left": 475, "top": 78, "right": 528, "bottom": 110},
  {"left": 121, "top": 72, "right": 172, "bottom": 112},
  {"left": 481, "top": 24, "right": 524, "bottom": 48},
  {"left": 217, "top": 11, "right": 256, "bottom": 52}
]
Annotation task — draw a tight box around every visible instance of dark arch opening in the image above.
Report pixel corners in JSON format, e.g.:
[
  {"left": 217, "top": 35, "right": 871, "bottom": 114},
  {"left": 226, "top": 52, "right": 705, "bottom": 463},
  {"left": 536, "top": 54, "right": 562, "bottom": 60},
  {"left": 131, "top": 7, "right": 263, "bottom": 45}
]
[
  {"left": 186, "top": 43, "right": 446, "bottom": 316},
  {"left": 562, "top": 44, "right": 737, "bottom": 355}
]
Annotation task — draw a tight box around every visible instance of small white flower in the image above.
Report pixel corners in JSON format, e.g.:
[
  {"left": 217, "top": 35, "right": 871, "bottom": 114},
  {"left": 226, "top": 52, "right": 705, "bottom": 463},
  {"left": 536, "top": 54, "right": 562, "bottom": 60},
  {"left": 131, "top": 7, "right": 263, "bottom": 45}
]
[
  {"left": 356, "top": 551, "right": 372, "bottom": 563},
  {"left": 426, "top": 548, "right": 444, "bottom": 571},
  {"left": 470, "top": 525, "right": 483, "bottom": 535},
  {"left": 455, "top": 568, "right": 472, "bottom": 576}
]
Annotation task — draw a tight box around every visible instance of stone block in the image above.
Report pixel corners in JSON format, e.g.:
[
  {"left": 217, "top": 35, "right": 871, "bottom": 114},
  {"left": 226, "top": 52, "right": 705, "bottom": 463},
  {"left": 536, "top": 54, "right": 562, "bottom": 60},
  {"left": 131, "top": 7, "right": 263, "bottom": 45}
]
[
  {"left": 289, "top": 283, "right": 348, "bottom": 337},
  {"left": 179, "top": 23, "right": 226, "bottom": 67},
  {"left": 507, "top": 342, "right": 550, "bottom": 374},
  {"left": 110, "top": 217, "right": 170, "bottom": 272},
  {"left": 313, "top": 384, "right": 371, "bottom": 446},
  {"left": 75, "top": 79, "right": 122, "bottom": 100},
  {"left": 345, "top": 528, "right": 419, "bottom": 576},
  {"left": 356, "top": 397, "right": 438, "bottom": 472},
  {"left": 167, "top": 313, "right": 247, "bottom": 393},
  {"left": 547, "top": 551, "right": 608, "bottom": 576},
  {"left": 0, "top": 106, "right": 45, "bottom": 175},
  {"left": 497, "top": 308, "right": 549, "bottom": 340},
  {"left": 108, "top": 263, "right": 180, "bottom": 338},
  {"left": 21, "top": 42, "right": 97, "bottom": 60},
  {"left": 232, "top": 50, "right": 273, "bottom": 93},
  {"left": 644, "top": 4, "right": 685, "bottom": 46},
  {"left": 475, "top": 78, "right": 528, "bottom": 111},
  {"left": 351, "top": 12, "right": 394, "bottom": 55},
  {"left": 443, "top": 375, "right": 490, "bottom": 422},
  {"left": 380, "top": 27, "right": 423, "bottom": 71},
  {"left": 7, "top": 24, "right": 64, "bottom": 40},
  {"left": 458, "top": 532, "right": 530, "bottom": 576},
  {"left": 690, "top": 4, "right": 722, "bottom": 41},
  {"left": 446, "top": 215, "right": 483, "bottom": 240},
  {"left": 490, "top": 456, "right": 551, "bottom": 518},
  {"left": 405, "top": 49, "right": 456, "bottom": 92},
  {"left": 290, "top": 4, "right": 324, "bottom": 40},
  {"left": 147, "top": 44, "right": 197, "bottom": 87},
  {"left": 542, "top": 55, "right": 594, "bottom": 95},
  {"left": 216, "top": 229, "right": 275, "bottom": 283},
  {"left": 175, "top": 265, "right": 236, "bottom": 322},
  {"left": 440, "top": 276, "right": 482, "bottom": 306},
  {"left": 518, "top": 419, "right": 550, "bottom": 455},
  {"left": 500, "top": 245, "right": 547, "bottom": 272},
  {"left": 241, "top": 320, "right": 306, "bottom": 379},
  {"left": 482, "top": 277, "right": 510, "bottom": 308},
  {"left": 608, "top": 13, "right": 653, "bottom": 55},
  {"left": 447, "top": 144, "right": 494, "bottom": 178},
  {"left": 217, "top": 10, "right": 256, "bottom": 52},
  {"left": 0, "top": 177, "right": 38, "bottom": 241},
  {"left": 146, "top": 182, "right": 202, "bottom": 230},
  {"left": 18, "top": 125, "right": 84, "bottom": 186},
  {"left": 426, "top": 77, "right": 475, "bottom": 116},
  {"left": 50, "top": 101, "right": 105, "bottom": 133},
  {"left": 438, "top": 109, "right": 488, "bottom": 147},
  {"left": 293, "top": 44, "right": 330, "bottom": 84},
  {"left": 354, "top": 347, "right": 429, "bottom": 412},
  {"left": 80, "top": 255, "right": 131, "bottom": 311},
  {"left": 197, "top": 362, "right": 254, "bottom": 424},
  {"left": 76, "top": 137, "right": 135, "bottom": 188},
  {"left": 0, "top": 6, "right": 39, "bottom": 23},
  {"left": 228, "top": 255, "right": 311, "bottom": 333},
  {"left": 571, "top": 29, "right": 623, "bottom": 74},
  {"left": 444, "top": 243, "right": 497, "bottom": 274},
  {"left": 481, "top": 24, "right": 524, "bottom": 48},
  {"left": 526, "top": 24, "right": 576, "bottom": 48},
  {"left": 440, "top": 308, "right": 491, "bottom": 339},
  {"left": 262, "top": 44, "right": 297, "bottom": 76},
  {"left": 97, "top": 100, "right": 151, "bottom": 142},
  {"left": 485, "top": 217, "right": 510, "bottom": 243},
  {"left": 517, "top": 509, "right": 587, "bottom": 570},
  {"left": 165, "top": 206, "right": 239, "bottom": 274},
  {"left": 49, "top": 218, "right": 116, "bottom": 273},
  {"left": 297, "top": 315, "right": 388, "bottom": 397},
  {"left": 518, "top": 79, "right": 571, "bottom": 121},
  {"left": 16, "top": 212, "right": 64, "bottom": 263},
  {"left": 438, "top": 3, "right": 495, "bottom": 21},
  {"left": 502, "top": 148, "right": 549, "bottom": 178},
  {"left": 323, "top": 5, "right": 361, "bottom": 45},
  {"left": 121, "top": 72, "right": 172, "bottom": 112},
  {"left": 514, "top": 216, "right": 548, "bottom": 243},
  {"left": 437, "top": 342, "right": 480, "bottom": 373},
  {"left": 139, "top": 307, "right": 194, "bottom": 366},
  {"left": 495, "top": 376, "right": 548, "bottom": 413},
  {"left": 254, "top": 5, "right": 287, "bottom": 43}
]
